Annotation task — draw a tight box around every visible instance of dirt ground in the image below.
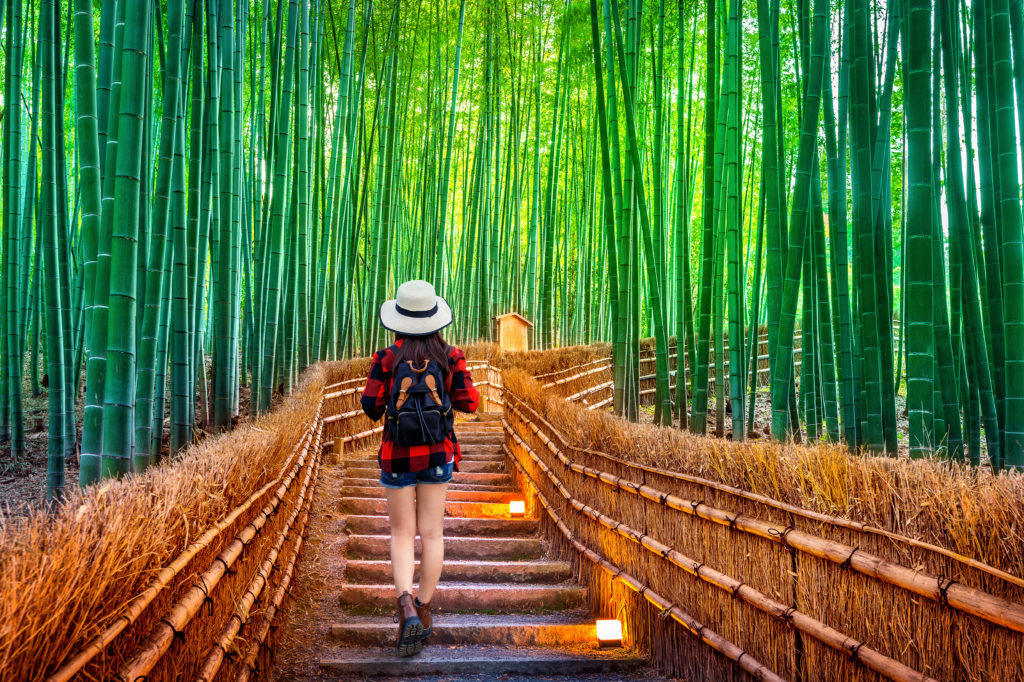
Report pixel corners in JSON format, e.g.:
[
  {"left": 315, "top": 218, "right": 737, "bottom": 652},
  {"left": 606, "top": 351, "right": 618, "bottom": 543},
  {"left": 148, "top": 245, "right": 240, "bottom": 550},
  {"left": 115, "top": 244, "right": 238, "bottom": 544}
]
[{"left": 0, "top": 367, "right": 261, "bottom": 515}]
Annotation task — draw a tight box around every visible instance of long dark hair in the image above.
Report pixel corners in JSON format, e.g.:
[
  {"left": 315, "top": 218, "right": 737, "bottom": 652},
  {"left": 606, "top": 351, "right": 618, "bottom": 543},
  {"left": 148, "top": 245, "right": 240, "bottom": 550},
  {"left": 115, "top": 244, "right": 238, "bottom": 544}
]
[{"left": 394, "top": 332, "right": 452, "bottom": 382}]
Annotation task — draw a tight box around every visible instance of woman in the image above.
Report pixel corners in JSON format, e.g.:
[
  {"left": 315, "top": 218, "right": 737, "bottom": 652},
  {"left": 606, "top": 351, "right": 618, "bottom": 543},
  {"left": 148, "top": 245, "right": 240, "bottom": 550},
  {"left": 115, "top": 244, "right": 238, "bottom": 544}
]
[{"left": 360, "top": 280, "right": 480, "bottom": 657}]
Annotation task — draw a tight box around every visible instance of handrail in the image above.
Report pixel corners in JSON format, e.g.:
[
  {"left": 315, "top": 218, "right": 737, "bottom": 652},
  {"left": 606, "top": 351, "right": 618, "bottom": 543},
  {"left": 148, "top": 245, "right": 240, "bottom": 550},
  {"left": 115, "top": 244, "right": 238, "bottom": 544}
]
[
  {"left": 504, "top": 433, "right": 934, "bottom": 682},
  {"left": 504, "top": 442, "right": 788, "bottom": 682},
  {"left": 505, "top": 390, "right": 1024, "bottom": 589},
  {"left": 45, "top": 400, "right": 324, "bottom": 682}
]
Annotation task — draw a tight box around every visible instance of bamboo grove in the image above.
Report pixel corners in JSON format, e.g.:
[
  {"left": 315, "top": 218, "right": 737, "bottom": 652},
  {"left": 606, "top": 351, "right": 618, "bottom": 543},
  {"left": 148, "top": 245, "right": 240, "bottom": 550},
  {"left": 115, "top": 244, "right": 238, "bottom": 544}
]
[{"left": 0, "top": 0, "right": 1022, "bottom": 501}]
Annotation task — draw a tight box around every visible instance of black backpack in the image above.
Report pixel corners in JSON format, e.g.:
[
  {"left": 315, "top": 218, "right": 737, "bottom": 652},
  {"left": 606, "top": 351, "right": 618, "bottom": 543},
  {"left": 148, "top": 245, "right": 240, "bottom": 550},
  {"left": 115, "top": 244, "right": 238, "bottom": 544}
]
[{"left": 385, "top": 346, "right": 453, "bottom": 447}]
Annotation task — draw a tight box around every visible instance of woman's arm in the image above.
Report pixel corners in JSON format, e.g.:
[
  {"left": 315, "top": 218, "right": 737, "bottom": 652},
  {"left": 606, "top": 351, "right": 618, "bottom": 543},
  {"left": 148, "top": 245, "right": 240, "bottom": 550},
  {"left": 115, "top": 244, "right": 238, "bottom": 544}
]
[
  {"left": 360, "top": 350, "right": 391, "bottom": 421},
  {"left": 448, "top": 348, "right": 480, "bottom": 413}
]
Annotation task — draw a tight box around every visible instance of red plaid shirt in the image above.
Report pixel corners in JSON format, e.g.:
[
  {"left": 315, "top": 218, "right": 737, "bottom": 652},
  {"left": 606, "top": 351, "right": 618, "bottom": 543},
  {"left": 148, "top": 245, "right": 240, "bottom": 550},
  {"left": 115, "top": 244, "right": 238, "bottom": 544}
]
[{"left": 360, "top": 340, "right": 480, "bottom": 473}]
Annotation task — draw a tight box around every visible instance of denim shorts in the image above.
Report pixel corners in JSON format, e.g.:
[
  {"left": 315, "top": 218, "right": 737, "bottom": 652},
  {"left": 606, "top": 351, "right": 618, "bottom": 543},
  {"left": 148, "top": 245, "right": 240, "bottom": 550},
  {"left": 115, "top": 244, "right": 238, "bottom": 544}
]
[{"left": 379, "top": 461, "right": 454, "bottom": 489}]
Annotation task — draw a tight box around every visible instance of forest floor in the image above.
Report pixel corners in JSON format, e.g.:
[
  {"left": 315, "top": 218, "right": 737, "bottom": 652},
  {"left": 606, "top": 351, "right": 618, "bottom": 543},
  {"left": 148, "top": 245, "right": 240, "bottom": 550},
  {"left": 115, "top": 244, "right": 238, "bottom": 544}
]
[{"left": 0, "top": 359, "right": 264, "bottom": 515}]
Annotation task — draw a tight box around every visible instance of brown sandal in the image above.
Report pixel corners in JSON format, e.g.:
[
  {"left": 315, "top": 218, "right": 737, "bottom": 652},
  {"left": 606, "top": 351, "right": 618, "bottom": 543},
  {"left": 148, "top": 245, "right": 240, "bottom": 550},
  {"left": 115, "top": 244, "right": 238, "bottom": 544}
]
[{"left": 395, "top": 592, "right": 423, "bottom": 657}]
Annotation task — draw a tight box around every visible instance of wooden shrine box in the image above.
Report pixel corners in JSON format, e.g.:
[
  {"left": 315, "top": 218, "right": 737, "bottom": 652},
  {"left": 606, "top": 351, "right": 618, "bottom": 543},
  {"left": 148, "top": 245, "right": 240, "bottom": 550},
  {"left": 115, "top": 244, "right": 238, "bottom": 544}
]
[{"left": 493, "top": 312, "right": 533, "bottom": 352}]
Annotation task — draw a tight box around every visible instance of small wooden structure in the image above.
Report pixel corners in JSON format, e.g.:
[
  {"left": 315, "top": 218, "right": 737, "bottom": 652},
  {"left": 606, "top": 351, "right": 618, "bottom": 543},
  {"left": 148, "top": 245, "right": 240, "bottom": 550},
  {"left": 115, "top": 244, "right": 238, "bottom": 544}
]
[{"left": 493, "top": 312, "right": 533, "bottom": 352}]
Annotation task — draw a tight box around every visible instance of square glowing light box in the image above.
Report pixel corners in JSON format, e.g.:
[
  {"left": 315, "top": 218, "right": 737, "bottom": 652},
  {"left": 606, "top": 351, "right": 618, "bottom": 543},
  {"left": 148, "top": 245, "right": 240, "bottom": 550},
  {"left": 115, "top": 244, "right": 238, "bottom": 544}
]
[
  {"left": 509, "top": 500, "right": 526, "bottom": 517},
  {"left": 596, "top": 619, "right": 623, "bottom": 648}
]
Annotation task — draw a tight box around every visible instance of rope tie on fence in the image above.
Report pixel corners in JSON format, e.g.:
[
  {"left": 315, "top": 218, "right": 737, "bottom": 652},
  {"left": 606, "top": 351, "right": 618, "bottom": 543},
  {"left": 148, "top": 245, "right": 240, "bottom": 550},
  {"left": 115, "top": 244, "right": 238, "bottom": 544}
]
[
  {"left": 691, "top": 560, "right": 704, "bottom": 575},
  {"left": 658, "top": 604, "right": 674, "bottom": 619},
  {"left": 768, "top": 524, "right": 797, "bottom": 551},
  {"left": 937, "top": 577, "right": 955, "bottom": 607},
  {"left": 730, "top": 582, "right": 744, "bottom": 599},
  {"left": 779, "top": 606, "right": 797, "bottom": 628},
  {"left": 840, "top": 546, "right": 859, "bottom": 570},
  {"left": 689, "top": 499, "right": 702, "bottom": 517},
  {"left": 848, "top": 640, "right": 865, "bottom": 663},
  {"left": 659, "top": 491, "right": 669, "bottom": 506},
  {"left": 728, "top": 512, "right": 744, "bottom": 531},
  {"left": 162, "top": 617, "right": 188, "bottom": 644}
]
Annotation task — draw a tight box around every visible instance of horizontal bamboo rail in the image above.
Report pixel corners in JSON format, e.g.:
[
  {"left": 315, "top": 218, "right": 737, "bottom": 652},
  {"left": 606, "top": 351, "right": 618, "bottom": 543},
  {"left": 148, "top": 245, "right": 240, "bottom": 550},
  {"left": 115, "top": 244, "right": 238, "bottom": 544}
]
[
  {"left": 504, "top": 396, "right": 1024, "bottom": 634},
  {"left": 45, "top": 401, "right": 323, "bottom": 682},
  {"left": 509, "top": 392, "right": 1024, "bottom": 589},
  {"left": 504, "top": 442, "right": 787, "bottom": 682},
  {"left": 504, "top": 432, "right": 933, "bottom": 682},
  {"left": 324, "top": 377, "right": 367, "bottom": 392},
  {"left": 234, "top": 524, "right": 306, "bottom": 682},
  {"left": 195, "top": 446, "right": 321, "bottom": 682},
  {"left": 115, "top": 418, "right": 323, "bottom": 680}
]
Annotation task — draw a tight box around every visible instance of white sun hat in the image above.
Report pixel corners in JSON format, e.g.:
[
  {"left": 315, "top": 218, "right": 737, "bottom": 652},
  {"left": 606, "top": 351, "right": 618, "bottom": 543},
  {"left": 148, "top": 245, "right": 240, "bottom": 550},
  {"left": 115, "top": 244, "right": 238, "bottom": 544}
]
[{"left": 379, "top": 280, "right": 454, "bottom": 337}]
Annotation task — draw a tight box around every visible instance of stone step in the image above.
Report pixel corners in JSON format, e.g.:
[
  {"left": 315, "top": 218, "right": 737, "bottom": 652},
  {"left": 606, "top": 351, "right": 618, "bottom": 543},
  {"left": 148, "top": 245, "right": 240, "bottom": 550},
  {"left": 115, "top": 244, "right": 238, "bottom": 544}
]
[
  {"left": 319, "top": 644, "right": 645, "bottom": 677},
  {"left": 343, "top": 558, "right": 571, "bottom": 584},
  {"left": 345, "top": 468, "right": 512, "bottom": 486},
  {"left": 345, "top": 459, "right": 505, "bottom": 474},
  {"left": 346, "top": 450, "right": 504, "bottom": 462},
  {"left": 344, "top": 515, "right": 537, "bottom": 537},
  {"left": 457, "top": 436, "right": 505, "bottom": 446},
  {"left": 338, "top": 583, "right": 585, "bottom": 612},
  {"left": 340, "top": 486, "right": 520, "bottom": 502},
  {"left": 340, "top": 497, "right": 519, "bottom": 518},
  {"left": 346, "top": 534, "right": 544, "bottom": 561},
  {"left": 329, "top": 612, "right": 594, "bottom": 646},
  {"left": 341, "top": 478, "right": 514, "bottom": 493}
]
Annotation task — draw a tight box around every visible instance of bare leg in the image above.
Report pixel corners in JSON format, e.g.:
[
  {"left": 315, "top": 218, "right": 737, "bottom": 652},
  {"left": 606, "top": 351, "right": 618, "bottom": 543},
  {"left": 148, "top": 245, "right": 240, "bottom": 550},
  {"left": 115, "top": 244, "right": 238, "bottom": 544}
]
[
  {"left": 385, "top": 486, "right": 417, "bottom": 596},
  {"left": 415, "top": 481, "right": 449, "bottom": 603}
]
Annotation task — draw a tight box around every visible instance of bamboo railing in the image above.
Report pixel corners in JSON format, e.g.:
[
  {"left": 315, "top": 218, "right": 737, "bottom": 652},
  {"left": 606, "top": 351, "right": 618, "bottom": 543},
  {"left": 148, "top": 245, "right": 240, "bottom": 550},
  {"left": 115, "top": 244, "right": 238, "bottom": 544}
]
[{"left": 494, "top": 357, "right": 1024, "bottom": 681}]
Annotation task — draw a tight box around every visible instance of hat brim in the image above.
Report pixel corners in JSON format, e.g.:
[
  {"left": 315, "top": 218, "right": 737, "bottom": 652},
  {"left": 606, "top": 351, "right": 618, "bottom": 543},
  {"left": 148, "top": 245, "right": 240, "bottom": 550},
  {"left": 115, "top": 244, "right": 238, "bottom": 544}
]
[{"left": 379, "top": 297, "right": 454, "bottom": 337}]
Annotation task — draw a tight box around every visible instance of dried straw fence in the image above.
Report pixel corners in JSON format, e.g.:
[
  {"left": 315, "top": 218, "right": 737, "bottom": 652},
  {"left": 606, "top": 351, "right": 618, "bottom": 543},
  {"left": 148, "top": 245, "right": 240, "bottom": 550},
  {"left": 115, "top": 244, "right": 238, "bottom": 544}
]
[
  {"left": 0, "top": 359, "right": 374, "bottom": 681},
  {"left": 496, "top": 348, "right": 1024, "bottom": 681}
]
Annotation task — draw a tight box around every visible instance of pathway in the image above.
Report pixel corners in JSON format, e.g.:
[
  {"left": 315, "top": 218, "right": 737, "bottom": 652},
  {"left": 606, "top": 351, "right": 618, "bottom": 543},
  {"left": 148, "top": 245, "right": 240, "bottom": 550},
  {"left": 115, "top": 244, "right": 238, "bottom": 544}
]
[{"left": 272, "top": 417, "right": 661, "bottom": 680}]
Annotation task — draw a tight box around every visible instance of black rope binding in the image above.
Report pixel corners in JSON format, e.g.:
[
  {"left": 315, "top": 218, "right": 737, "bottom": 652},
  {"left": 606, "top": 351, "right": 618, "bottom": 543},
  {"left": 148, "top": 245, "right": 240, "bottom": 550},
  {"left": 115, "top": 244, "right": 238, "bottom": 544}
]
[
  {"left": 659, "top": 491, "right": 669, "bottom": 506},
  {"left": 937, "top": 577, "right": 955, "bottom": 607},
  {"left": 162, "top": 617, "right": 188, "bottom": 644},
  {"left": 840, "top": 546, "right": 859, "bottom": 570},
  {"left": 779, "top": 606, "right": 797, "bottom": 628},
  {"left": 728, "top": 512, "right": 744, "bottom": 531},
  {"left": 730, "top": 582, "right": 745, "bottom": 600},
  {"left": 769, "top": 525, "right": 797, "bottom": 551},
  {"left": 691, "top": 561, "right": 704, "bottom": 575},
  {"left": 848, "top": 641, "right": 865, "bottom": 663},
  {"left": 658, "top": 604, "right": 674, "bottom": 619},
  {"left": 689, "top": 500, "right": 702, "bottom": 517}
]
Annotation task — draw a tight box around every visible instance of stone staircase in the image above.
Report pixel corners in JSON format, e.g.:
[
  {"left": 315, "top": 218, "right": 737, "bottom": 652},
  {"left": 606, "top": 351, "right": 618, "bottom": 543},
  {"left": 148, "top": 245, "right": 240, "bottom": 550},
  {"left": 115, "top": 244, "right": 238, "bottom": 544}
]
[{"left": 319, "top": 418, "right": 648, "bottom": 678}]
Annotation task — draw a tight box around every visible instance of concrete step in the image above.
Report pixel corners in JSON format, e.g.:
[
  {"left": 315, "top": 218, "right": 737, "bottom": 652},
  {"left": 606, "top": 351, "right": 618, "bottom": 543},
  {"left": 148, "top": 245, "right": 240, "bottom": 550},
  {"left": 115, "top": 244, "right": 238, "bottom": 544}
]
[
  {"left": 344, "top": 558, "right": 571, "bottom": 584},
  {"left": 346, "top": 535, "right": 544, "bottom": 560},
  {"left": 341, "top": 478, "right": 514, "bottom": 493},
  {"left": 345, "top": 459, "right": 505, "bottom": 474},
  {"left": 329, "top": 612, "right": 594, "bottom": 646},
  {"left": 338, "top": 583, "right": 585, "bottom": 612},
  {"left": 345, "top": 468, "right": 512, "bottom": 486},
  {"left": 340, "top": 486, "right": 520, "bottom": 502},
  {"left": 339, "top": 497, "right": 519, "bottom": 518},
  {"left": 344, "top": 515, "right": 537, "bottom": 537},
  {"left": 319, "top": 643, "right": 645, "bottom": 677}
]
